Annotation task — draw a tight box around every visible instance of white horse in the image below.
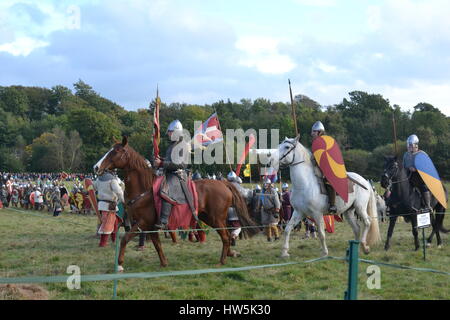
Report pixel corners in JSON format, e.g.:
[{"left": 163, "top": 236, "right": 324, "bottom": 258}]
[{"left": 270, "top": 136, "right": 381, "bottom": 257}]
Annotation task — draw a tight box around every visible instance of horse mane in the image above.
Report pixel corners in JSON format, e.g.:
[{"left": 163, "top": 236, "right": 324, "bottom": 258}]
[
  {"left": 123, "top": 144, "right": 155, "bottom": 189},
  {"left": 286, "top": 138, "right": 312, "bottom": 165}
]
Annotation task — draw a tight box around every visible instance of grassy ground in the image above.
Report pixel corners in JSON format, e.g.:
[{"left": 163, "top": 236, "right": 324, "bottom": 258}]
[{"left": 0, "top": 205, "right": 449, "bottom": 300}]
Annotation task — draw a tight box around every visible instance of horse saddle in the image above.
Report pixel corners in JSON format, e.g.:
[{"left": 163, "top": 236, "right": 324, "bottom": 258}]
[
  {"left": 154, "top": 175, "right": 199, "bottom": 230},
  {"left": 316, "top": 175, "right": 354, "bottom": 197}
]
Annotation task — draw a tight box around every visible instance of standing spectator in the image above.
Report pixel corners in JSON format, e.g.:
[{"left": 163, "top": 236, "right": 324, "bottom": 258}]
[
  {"left": 260, "top": 179, "right": 281, "bottom": 242},
  {"left": 34, "top": 187, "right": 44, "bottom": 210},
  {"left": 94, "top": 170, "right": 124, "bottom": 247},
  {"left": 51, "top": 186, "right": 63, "bottom": 217},
  {"left": 281, "top": 183, "right": 292, "bottom": 227}
]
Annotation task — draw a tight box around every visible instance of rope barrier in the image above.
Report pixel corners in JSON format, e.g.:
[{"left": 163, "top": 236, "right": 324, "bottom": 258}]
[{"left": 0, "top": 256, "right": 331, "bottom": 285}]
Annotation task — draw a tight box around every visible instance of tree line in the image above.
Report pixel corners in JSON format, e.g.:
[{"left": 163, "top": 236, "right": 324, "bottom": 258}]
[{"left": 0, "top": 80, "right": 448, "bottom": 181}]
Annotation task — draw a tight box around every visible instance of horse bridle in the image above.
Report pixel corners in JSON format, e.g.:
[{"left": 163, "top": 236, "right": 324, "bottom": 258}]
[
  {"left": 383, "top": 161, "right": 409, "bottom": 185},
  {"left": 279, "top": 140, "right": 305, "bottom": 169}
]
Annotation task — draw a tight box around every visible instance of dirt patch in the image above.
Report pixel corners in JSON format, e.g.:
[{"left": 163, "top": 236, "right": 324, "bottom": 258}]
[{"left": 0, "top": 284, "right": 49, "bottom": 300}]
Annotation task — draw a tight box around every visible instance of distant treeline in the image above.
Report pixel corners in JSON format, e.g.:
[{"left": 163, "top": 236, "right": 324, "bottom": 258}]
[{"left": 0, "top": 80, "right": 448, "bottom": 181}]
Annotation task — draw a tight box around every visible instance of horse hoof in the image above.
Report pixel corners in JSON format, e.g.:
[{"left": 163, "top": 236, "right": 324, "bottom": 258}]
[
  {"left": 117, "top": 265, "right": 124, "bottom": 273},
  {"left": 364, "top": 247, "right": 370, "bottom": 255},
  {"left": 233, "top": 251, "right": 241, "bottom": 258},
  {"left": 437, "top": 245, "right": 443, "bottom": 249},
  {"left": 280, "top": 250, "right": 290, "bottom": 258},
  {"left": 426, "top": 243, "right": 431, "bottom": 248}
]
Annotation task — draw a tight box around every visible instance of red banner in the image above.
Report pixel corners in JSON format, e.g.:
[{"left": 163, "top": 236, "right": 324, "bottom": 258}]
[{"left": 236, "top": 134, "right": 256, "bottom": 176}]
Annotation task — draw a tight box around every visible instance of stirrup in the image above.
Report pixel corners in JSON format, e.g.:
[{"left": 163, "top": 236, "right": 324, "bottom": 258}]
[{"left": 328, "top": 205, "right": 337, "bottom": 214}]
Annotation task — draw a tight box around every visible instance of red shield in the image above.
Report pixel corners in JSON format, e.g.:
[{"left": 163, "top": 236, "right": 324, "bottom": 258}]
[
  {"left": 83, "top": 178, "right": 101, "bottom": 223},
  {"left": 312, "top": 135, "right": 349, "bottom": 203}
]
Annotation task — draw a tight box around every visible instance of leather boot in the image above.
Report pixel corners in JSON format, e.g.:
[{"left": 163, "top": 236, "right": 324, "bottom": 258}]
[
  {"left": 155, "top": 200, "right": 172, "bottom": 229},
  {"left": 325, "top": 183, "right": 337, "bottom": 213},
  {"left": 422, "top": 191, "right": 432, "bottom": 211}
]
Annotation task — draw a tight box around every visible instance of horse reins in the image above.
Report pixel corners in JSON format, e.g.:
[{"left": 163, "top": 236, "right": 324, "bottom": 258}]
[{"left": 279, "top": 140, "right": 305, "bottom": 169}]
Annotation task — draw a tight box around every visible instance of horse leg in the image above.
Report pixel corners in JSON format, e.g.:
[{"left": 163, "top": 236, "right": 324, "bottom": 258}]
[
  {"left": 117, "top": 224, "right": 140, "bottom": 272},
  {"left": 170, "top": 231, "right": 178, "bottom": 244},
  {"left": 427, "top": 213, "right": 436, "bottom": 247},
  {"left": 343, "top": 209, "right": 360, "bottom": 240},
  {"left": 149, "top": 231, "right": 168, "bottom": 267},
  {"left": 315, "top": 215, "right": 328, "bottom": 257},
  {"left": 384, "top": 215, "right": 397, "bottom": 251},
  {"left": 411, "top": 215, "right": 420, "bottom": 251},
  {"left": 281, "top": 210, "right": 302, "bottom": 258},
  {"left": 354, "top": 203, "right": 372, "bottom": 254},
  {"left": 216, "top": 226, "right": 232, "bottom": 265}
]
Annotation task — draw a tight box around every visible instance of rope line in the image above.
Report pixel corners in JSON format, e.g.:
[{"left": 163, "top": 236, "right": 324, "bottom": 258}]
[{"left": 0, "top": 256, "right": 331, "bottom": 285}]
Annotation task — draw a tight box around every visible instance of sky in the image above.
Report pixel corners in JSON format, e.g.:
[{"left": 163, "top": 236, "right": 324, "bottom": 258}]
[{"left": 1, "top": 0, "right": 450, "bottom": 116}]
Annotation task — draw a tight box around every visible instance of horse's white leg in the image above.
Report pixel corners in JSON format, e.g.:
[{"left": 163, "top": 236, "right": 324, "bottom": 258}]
[
  {"left": 355, "top": 205, "right": 371, "bottom": 254},
  {"left": 315, "top": 215, "right": 328, "bottom": 257},
  {"left": 344, "top": 209, "right": 360, "bottom": 240},
  {"left": 281, "top": 209, "right": 302, "bottom": 258}
]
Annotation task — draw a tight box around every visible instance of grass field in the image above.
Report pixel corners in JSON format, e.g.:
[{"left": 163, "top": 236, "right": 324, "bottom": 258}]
[{"left": 0, "top": 204, "right": 449, "bottom": 300}]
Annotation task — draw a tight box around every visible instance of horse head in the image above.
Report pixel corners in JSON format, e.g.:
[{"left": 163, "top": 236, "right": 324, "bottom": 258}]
[
  {"left": 274, "top": 135, "right": 305, "bottom": 169},
  {"left": 94, "top": 136, "right": 130, "bottom": 175},
  {"left": 381, "top": 155, "right": 399, "bottom": 189}
]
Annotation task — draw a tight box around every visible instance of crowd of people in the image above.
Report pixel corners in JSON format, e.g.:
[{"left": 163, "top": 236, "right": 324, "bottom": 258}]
[{"left": 0, "top": 172, "right": 96, "bottom": 216}]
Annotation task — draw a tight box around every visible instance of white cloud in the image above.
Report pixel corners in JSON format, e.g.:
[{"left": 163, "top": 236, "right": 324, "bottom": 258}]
[
  {"left": 0, "top": 36, "right": 48, "bottom": 56},
  {"left": 293, "top": 0, "right": 336, "bottom": 7},
  {"left": 235, "top": 36, "right": 296, "bottom": 74}
]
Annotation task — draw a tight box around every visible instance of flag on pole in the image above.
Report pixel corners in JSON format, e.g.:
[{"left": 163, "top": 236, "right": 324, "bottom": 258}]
[
  {"left": 236, "top": 134, "right": 256, "bottom": 176},
  {"left": 243, "top": 163, "right": 251, "bottom": 177},
  {"left": 152, "top": 88, "right": 161, "bottom": 159},
  {"left": 192, "top": 112, "right": 223, "bottom": 149}
]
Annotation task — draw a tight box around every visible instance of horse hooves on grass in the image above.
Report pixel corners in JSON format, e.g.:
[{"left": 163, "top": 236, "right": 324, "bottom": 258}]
[
  {"left": 437, "top": 245, "right": 443, "bottom": 249},
  {"left": 426, "top": 243, "right": 431, "bottom": 248},
  {"left": 117, "top": 266, "right": 124, "bottom": 273}
]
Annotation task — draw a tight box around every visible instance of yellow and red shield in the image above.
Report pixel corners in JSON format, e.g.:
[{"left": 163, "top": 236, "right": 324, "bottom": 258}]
[{"left": 312, "top": 135, "right": 349, "bottom": 203}]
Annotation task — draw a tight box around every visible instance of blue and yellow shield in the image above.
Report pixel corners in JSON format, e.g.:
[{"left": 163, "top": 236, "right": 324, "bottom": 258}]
[{"left": 414, "top": 152, "right": 447, "bottom": 209}]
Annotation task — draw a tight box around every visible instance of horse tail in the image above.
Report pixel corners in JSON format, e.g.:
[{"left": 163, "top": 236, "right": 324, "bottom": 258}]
[
  {"left": 366, "top": 185, "right": 382, "bottom": 246},
  {"left": 224, "top": 181, "right": 259, "bottom": 238}
]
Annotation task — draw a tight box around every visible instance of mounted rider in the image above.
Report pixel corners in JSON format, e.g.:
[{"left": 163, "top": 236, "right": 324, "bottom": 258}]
[
  {"left": 311, "top": 121, "right": 337, "bottom": 214},
  {"left": 226, "top": 171, "right": 243, "bottom": 245},
  {"left": 402, "top": 134, "right": 432, "bottom": 210},
  {"left": 154, "top": 119, "right": 195, "bottom": 229}
]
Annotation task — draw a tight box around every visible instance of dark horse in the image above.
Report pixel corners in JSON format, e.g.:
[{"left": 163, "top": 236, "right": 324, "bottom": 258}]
[
  {"left": 96, "top": 137, "right": 258, "bottom": 271},
  {"left": 381, "top": 156, "right": 448, "bottom": 251}
]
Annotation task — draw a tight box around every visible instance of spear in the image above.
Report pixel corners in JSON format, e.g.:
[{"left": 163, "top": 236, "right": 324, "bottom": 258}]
[
  {"left": 392, "top": 111, "right": 398, "bottom": 157},
  {"left": 288, "top": 79, "right": 299, "bottom": 137}
]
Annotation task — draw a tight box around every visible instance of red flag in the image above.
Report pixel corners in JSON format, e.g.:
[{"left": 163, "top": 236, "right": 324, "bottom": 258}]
[
  {"left": 236, "top": 134, "right": 256, "bottom": 176},
  {"left": 153, "top": 89, "right": 161, "bottom": 159},
  {"left": 192, "top": 112, "right": 223, "bottom": 149}
]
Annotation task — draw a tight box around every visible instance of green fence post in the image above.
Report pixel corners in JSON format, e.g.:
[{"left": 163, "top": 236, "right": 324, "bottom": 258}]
[
  {"left": 112, "top": 230, "right": 120, "bottom": 300},
  {"left": 344, "top": 240, "right": 360, "bottom": 300}
]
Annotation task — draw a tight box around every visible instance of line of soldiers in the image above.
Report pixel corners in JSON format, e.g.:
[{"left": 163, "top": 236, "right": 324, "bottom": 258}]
[{"left": 0, "top": 177, "right": 98, "bottom": 217}]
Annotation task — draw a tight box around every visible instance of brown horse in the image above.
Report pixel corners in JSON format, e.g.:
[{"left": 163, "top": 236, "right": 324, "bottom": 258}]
[{"left": 95, "top": 136, "right": 258, "bottom": 271}]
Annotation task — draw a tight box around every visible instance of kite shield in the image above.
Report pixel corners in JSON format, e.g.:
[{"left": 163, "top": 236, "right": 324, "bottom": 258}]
[
  {"left": 312, "top": 135, "right": 349, "bottom": 203},
  {"left": 414, "top": 152, "right": 447, "bottom": 209}
]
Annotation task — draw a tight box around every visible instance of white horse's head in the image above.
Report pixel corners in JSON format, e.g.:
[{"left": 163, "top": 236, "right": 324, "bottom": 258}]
[{"left": 270, "top": 135, "right": 309, "bottom": 170}]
